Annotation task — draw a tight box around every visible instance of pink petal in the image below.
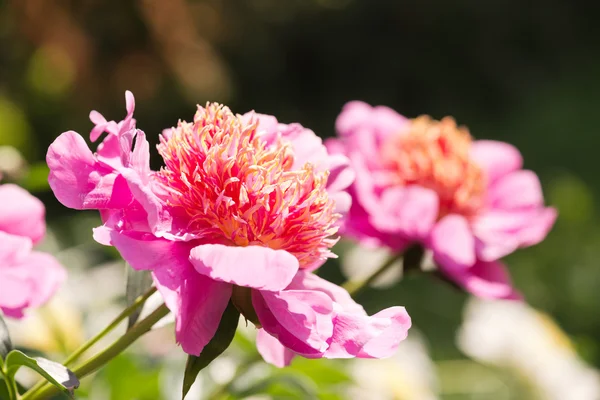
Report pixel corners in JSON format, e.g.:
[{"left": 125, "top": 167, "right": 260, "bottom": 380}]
[
  {"left": 336, "top": 102, "right": 408, "bottom": 139},
  {"left": 473, "top": 208, "right": 557, "bottom": 261},
  {"left": 470, "top": 140, "right": 523, "bottom": 183},
  {"left": 369, "top": 185, "right": 439, "bottom": 239},
  {"left": 324, "top": 153, "right": 355, "bottom": 203},
  {"left": 443, "top": 259, "right": 522, "bottom": 300},
  {"left": 517, "top": 207, "right": 557, "bottom": 247},
  {"left": 0, "top": 184, "right": 45, "bottom": 243},
  {"left": 429, "top": 215, "right": 476, "bottom": 270},
  {"left": 256, "top": 329, "right": 295, "bottom": 368},
  {"left": 176, "top": 272, "right": 232, "bottom": 356},
  {"left": 190, "top": 244, "right": 299, "bottom": 291},
  {"left": 0, "top": 272, "right": 33, "bottom": 311},
  {"left": 287, "top": 271, "right": 412, "bottom": 359},
  {"left": 326, "top": 306, "right": 412, "bottom": 359},
  {"left": 487, "top": 170, "right": 544, "bottom": 210},
  {"left": 110, "top": 231, "right": 192, "bottom": 272},
  {"left": 47, "top": 131, "right": 131, "bottom": 210},
  {"left": 253, "top": 289, "right": 334, "bottom": 354},
  {"left": 0, "top": 231, "right": 32, "bottom": 264},
  {"left": 16, "top": 251, "right": 67, "bottom": 308}
]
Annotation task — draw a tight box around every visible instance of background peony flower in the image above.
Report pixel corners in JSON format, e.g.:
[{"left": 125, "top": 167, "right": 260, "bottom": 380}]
[
  {"left": 47, "top": 92, "right": 411, "bottom": 364},
  {"left": 0, "top": 182, "right": 66, "bottom": 318},
  {"left": 327, "top": 101, "right": 557, "bottom": 300}
]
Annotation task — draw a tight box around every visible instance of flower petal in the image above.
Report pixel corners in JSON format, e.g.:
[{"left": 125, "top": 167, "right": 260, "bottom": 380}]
[
  {"left": 470, "top": 140, "right": 523, "bottom": 183},
  {"left": 47, "top": 131, "right": 131, "bottom": 210},
  {"left": 288, "top": 271, "right": 412, "bottom": 359},
  {"left": 256, "top": 329, "right": 296, "bottom": 368},
  {"left": 176, "top": 272, "right": 232, "bottom": 356},
  {"left": 190, "top": 244, "right": 299, "bottom": 291},
  {"left": 443, "top": 260, "right": 522, "bottom": 300},
  {"left": 18, "top": 252, "right": 67, "bottom": 309},
  {"left": 369, "top": 185, "right": 439, "bottom": 239},
  {"left": 253, "top": 289, "right": 334, "bottom": 354},
  {"left": 0, "top": 184, "right": 45, "bottom": 243},
  {"left": 488, "top": 170, "right": 544, "bottom": 210},
  {"left": 429, "top": 215, "right": 476, "bottom": 270}
]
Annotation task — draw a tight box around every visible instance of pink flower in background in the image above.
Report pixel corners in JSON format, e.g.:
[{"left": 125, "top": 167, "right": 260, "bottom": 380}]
[
  {"left": 47, "top": 92, "right": 411, "bottom": 362},
  {"left": 328, "top": 101, "right": 557, "bottom": 300},
  {"left": 0, "top": 182, "right": 66, "bottom": 318}
]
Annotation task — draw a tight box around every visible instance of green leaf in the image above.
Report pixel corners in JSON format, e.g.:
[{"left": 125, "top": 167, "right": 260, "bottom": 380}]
[
  {"left": 0, "top": 314, "right": 12, "bottom": 360},
  {"left": 125, "top": 267, "right": 154, "bottom": 329},
  {"left": 182, "top": 301, "right": 240, "bottom": 399},
  {"left": 5, "top": 350, "right": 79, "bottom": 398},
  {"left": 0, "top": 376, "right": 9, "bottom": 399}
]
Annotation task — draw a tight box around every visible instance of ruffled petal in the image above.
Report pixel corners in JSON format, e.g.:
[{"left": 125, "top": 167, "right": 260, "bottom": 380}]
[
  {"left": 429, "top": 215, "right": 476, "bottom": 270},
  {"left": 190, "top": 244, "right": 299, "bottom": 291},
  {"left": 256, "top": 329, "right": 296, "bottom": 368},
  {"left": 47, "top": 131, "right": 132, "bottom": 210},
  {"left": 288, "top": 271, "right": 411, "bottom": 359},
  {"left": 253, "top": 289, "right": 334, "bottom": 354},
  {"left": 470, "top": 140, "right": 523, "bottom": 183}
]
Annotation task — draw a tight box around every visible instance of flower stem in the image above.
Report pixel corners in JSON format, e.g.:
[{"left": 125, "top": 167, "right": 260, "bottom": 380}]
[
  {"left": 1, "top": 368, "right": 18, "bottom": 400},
  {"left": 21, "top": 303, "right": 170, "bottom": 400},
  {"left": 20, "top": 286, "right": 157, "bottom": 399},
  {"left": 342, "top": 251, "right": 404, "bottom": 296},
  {"left": 65, "top": 286, "right": 157, "bottom": 366}
]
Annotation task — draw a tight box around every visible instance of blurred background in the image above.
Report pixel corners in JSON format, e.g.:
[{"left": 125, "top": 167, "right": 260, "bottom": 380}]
[{"left": 1, "top": 0, "right": 600, "bottom": 399}]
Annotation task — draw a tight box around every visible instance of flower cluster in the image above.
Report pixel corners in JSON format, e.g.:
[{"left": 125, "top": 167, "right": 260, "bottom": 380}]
[
  {"left": 46, "top": 92, "right": 411, "bottom": 365},
  {"left": 327, "top": 102, "right": 557, "bottom": 299},
  {"left": 0, "top": 179, "right": 66, "bottom": 318}
]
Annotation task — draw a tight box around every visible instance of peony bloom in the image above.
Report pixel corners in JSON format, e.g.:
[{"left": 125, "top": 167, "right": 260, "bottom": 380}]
[
  {"left": 0, "top": 181, "right": 66, "bottom": 318},
  {"left": 327, "top": 102, "right": 557, "bottom": 299},
  {"left": 47, "top": 92, "right": 411, "bottom": 364}
]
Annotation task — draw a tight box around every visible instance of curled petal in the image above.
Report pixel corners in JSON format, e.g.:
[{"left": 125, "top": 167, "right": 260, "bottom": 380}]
[
  {"left": 190, "top": 244, "right": 299, "bottom": 291},
  {"left": 47, "top": 131, "right": 131, "bottom": 210},
  {"left": 253, "top": 289, "right": 334, "bottom": 354}
]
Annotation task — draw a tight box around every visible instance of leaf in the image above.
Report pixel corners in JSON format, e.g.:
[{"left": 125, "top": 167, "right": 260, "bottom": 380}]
[
  {"left": 182, "top": 301, "right": 240, "bottom": 399},
  {"left": 0, "top": 314, "right": 12, "bottom": 360},
  {"left": 125, "top": 267, "right": 154, "bottom": 329},
  {"left": 5, "top": 350, "right": 79, "bottom": 397}
]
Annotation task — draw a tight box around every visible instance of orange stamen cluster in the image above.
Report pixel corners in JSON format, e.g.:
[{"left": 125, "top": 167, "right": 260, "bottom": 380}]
[
  {"left": 156, "top": 103, "right": 339, "bottom": 268},
  {"left": 381, "top": 116, "right": 485, "bottom": 218}
]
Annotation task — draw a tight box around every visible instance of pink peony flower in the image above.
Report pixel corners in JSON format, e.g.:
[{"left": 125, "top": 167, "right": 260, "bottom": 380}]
[
  {"left": 0, "top": 181, "right": 66, "bottom": 318},
  {"left": 327, "top": 101, "right": 557, "bottom": 300},
  {"left": 46, "top": 92, "right": 411, "bottom": 363}
]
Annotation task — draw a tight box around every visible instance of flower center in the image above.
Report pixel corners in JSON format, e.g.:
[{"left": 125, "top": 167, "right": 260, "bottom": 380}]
[
  {"left": 381, "top": 116, "right": 485, "bottom": 218},
  {"left": 156, "top": 103, "right": 339, "bottom": 268}
]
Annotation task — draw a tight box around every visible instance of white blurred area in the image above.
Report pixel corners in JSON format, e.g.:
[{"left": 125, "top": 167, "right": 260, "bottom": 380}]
[
  {"left": 458, "top": 298, "right": 600, "bottom": 400},
  {"left": 348, "top": 332, "right": 439, "bottom": 400}
]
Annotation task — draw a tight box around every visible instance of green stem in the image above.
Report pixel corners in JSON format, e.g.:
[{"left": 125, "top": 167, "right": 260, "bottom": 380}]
[
  {"left": 21, "top": 303, "right": 170, "bottom": 400},
  {"left": 64, "top": 286, "right": 157, "bottom": 367},
  {"left": 1, "top": 368, "right": 18, "bottom": 400},
  {"left": 21, "top": 287, "right": 157, "bottom": 400},
  {"left": 342, "top": 251, "right": 404, "bottom": 296}
]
